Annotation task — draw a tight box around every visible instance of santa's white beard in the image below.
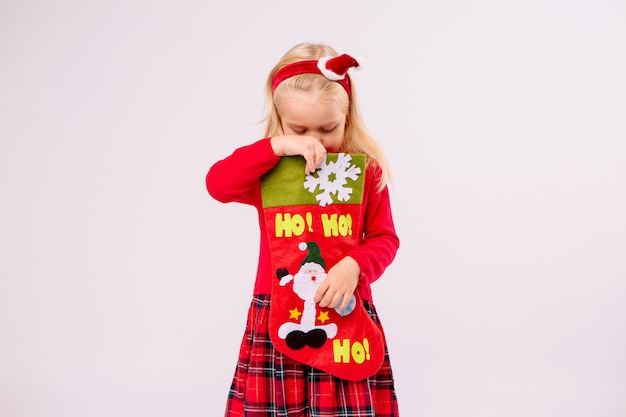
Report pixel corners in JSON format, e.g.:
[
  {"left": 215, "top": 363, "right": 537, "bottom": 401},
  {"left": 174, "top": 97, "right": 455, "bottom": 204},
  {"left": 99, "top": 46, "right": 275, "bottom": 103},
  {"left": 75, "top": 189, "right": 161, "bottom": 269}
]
[{"left": 292, "top": 271, "right": 327, "bottom": 300}]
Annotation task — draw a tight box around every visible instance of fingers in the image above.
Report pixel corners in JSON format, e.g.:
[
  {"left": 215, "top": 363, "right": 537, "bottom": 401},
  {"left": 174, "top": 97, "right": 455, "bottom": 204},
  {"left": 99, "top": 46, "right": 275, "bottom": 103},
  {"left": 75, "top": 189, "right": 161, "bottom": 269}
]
[
  {"left": 314, "top": 282, "right": 338, "bottom": 308},
  {"left": 319, "top": 291, "right": 349, "bottom": 310},
  {"left": 315, "top": 257, "right": 360, "bottom": 309},
  {"left": 315, "top": 285, "right": 349, "bottom": 309},
  {"left": 270, "top": 135, "right": 326, "bottom": 174},
  {"left": 314, "top": 282, "right": 329, "bottom": 304},
  {"left": 304, "top": 151, "right": 325, "bottom": 174},
  {"left": 317, "top": 289, "right": 339, "bottom": 309},
  {"left": 300, "top": 140, "right": 326, "bottom": 174}
]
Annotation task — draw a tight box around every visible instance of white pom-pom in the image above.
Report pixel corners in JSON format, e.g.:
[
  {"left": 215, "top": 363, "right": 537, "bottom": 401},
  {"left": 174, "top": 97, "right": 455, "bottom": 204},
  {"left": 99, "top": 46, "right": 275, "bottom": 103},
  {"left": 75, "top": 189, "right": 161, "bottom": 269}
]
[
  {"left": 298, "top": 242, "right": 308, "bottom": 251},
  {"left": 317, "top": 56, "right": 344, "bottom": 80}
]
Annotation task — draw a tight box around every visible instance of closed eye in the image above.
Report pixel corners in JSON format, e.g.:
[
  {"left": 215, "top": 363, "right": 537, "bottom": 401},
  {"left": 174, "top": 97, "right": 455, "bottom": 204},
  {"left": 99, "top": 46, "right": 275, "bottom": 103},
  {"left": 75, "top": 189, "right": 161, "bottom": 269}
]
[{"left": 288, "top": 126, "right": 306, "bottom": 134}]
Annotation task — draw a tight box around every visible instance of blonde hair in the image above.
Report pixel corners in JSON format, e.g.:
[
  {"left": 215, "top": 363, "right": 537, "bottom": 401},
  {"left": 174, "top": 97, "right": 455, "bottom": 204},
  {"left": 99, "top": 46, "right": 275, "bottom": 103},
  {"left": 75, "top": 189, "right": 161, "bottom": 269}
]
[{"left": 262, "top": 43, "right": 391, "bottom": 191}]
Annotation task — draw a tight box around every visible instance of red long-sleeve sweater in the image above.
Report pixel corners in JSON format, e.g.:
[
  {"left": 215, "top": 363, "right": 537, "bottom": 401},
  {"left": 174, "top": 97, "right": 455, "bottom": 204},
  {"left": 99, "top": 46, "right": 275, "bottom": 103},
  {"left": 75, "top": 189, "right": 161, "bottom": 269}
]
[{"left": 206, "top": 138, "right": 399, "bottom": 302}]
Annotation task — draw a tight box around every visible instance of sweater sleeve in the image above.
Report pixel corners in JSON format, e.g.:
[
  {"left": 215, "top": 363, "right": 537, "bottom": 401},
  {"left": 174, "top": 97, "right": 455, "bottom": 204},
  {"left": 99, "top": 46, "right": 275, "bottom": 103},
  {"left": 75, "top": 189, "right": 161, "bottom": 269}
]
[
  {"left": 347, "top": 165, "right": 400, "bottom": 287},
  {"left": 206, "top": 138, "right": 281, "bottom": 205}
]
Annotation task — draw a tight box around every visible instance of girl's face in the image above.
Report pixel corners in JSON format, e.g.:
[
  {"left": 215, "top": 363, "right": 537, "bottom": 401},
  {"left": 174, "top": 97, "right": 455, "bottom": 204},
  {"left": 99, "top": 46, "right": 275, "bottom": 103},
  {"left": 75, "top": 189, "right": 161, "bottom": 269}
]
[{"left": 278, "top": 90, "right": 347, "bottom": 153}]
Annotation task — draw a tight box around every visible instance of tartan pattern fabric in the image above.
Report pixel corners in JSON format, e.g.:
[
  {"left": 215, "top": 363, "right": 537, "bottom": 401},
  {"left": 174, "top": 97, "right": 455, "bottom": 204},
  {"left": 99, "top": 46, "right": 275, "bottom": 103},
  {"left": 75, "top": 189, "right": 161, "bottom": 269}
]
[{"left": 225, "top": 295, "right": 399, "bottom": 417}]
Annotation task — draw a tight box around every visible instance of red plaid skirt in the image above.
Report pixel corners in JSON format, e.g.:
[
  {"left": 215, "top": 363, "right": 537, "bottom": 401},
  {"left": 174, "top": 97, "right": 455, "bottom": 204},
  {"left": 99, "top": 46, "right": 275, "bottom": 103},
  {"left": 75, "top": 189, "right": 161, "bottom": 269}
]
[{"left": 224, "top": 294, "right": 399, "bottom": 416}]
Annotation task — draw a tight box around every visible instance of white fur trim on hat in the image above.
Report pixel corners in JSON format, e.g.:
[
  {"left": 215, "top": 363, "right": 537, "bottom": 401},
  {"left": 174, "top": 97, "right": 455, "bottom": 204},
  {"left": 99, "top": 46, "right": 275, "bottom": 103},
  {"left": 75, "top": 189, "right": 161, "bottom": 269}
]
[{"left": 317, "top": 56, "right": 345, "bottom": 81}]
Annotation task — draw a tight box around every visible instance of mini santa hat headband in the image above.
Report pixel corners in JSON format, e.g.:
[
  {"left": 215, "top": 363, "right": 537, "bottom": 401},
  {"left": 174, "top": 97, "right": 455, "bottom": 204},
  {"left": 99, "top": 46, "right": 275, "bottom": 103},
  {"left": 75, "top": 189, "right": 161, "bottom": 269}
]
[{"left": 271, "top": 54, "right": 360, "bottom": 98}]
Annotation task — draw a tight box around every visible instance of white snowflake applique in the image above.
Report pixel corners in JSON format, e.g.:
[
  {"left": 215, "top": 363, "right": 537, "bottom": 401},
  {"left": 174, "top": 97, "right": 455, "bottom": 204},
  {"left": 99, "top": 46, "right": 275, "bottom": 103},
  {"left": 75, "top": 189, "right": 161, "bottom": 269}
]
[{"left": 303, "top": 153, "right": 362, "bottom": 207}]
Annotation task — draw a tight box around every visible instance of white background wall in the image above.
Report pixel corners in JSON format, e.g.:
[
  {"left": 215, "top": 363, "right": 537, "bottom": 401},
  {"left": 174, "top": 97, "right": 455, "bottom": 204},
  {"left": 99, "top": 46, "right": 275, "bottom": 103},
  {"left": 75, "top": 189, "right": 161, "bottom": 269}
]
[{"left": 1, "top": 1, "right": 625, "bottom": 416}]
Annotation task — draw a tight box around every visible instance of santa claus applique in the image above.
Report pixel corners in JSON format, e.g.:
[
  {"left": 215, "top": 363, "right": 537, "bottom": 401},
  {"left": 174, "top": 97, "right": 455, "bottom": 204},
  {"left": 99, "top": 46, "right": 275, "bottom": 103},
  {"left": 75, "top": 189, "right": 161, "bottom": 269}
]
[{"left": 276, "top": 241, "right": 357, "bottom": 350}]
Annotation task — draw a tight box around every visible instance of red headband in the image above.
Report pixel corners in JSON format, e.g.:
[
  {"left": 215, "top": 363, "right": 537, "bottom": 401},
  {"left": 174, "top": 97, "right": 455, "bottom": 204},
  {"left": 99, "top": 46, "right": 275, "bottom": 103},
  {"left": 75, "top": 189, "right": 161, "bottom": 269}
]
[{"left": 271, "top": 54, "right": 360, "bottom": 98}]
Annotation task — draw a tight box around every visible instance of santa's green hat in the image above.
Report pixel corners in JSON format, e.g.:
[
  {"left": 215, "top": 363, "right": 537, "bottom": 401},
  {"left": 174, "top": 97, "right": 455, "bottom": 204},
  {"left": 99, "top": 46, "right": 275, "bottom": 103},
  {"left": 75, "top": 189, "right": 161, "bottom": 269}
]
[{"left": 298, "top": 241, "right": 326, "bottom": 270}]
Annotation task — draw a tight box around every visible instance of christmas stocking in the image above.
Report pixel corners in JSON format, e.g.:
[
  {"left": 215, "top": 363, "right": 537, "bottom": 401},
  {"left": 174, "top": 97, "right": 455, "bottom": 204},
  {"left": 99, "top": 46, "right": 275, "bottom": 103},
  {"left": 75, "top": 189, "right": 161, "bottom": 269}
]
[{"left": 261, "top": 153, "right": 385, "bottom": 381}]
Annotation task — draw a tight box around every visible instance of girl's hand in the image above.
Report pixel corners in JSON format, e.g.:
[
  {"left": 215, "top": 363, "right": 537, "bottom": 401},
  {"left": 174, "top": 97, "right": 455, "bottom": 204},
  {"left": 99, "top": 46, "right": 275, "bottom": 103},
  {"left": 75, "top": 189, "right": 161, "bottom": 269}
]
[
  {"left": 314, "top": 256, "right": 360, "bottom": 311},
  {"left": 271, "top": 135, "right": 327, "bottom": 174}
]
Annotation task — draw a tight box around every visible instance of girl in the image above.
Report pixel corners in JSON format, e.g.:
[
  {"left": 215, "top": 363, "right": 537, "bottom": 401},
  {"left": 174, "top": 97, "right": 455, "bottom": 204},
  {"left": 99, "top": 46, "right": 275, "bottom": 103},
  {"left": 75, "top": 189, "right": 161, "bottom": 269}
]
[{"left": 206, "top": 42, "right": 400, "bottom": 416}]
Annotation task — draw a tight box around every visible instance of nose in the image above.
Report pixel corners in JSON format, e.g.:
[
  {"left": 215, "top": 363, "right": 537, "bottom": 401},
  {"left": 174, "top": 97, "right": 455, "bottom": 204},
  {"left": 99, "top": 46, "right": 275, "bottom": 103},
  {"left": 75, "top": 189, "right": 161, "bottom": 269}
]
[{"left": 311, "top": 276, "right": 316, "bottom": 281}]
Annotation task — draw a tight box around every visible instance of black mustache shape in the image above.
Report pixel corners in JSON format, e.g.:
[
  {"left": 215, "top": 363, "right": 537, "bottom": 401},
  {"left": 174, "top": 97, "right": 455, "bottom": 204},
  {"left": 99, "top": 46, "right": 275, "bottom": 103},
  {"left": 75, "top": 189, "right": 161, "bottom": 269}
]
[{"left": 285, "top": 329, "right": 328, "bottom": 350}]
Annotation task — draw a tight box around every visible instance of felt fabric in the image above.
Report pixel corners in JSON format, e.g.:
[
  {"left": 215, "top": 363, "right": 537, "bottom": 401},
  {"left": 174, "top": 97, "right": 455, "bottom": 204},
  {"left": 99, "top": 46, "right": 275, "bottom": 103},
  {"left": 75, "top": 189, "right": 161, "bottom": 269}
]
[
  {"left": 224, "top": 294, "right": 399, "bottom": 416},
  {"left": 206, "top": 137, "right": 400, "bottom": 302},
  {"left": 261, "top": 154, "right": 385, "bottom": 381}
]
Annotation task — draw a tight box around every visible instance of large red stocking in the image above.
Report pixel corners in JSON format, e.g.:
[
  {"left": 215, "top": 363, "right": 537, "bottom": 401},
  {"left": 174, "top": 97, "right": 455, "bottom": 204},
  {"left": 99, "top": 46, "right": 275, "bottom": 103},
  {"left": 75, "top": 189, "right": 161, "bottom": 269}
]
[{"left": 261, "top": 154, "right": 384, "bottom": 381}]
